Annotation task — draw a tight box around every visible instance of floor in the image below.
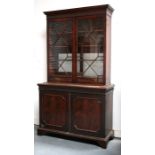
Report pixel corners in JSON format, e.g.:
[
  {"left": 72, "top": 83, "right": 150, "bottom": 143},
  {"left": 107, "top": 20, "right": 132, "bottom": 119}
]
[{"left": 34, "top": 126, "right": 121, "bottom": 155}]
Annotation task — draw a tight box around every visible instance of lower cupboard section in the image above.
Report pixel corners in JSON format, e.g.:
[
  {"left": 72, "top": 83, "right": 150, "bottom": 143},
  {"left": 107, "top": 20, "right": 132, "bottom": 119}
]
[{"left": 38, "top": 85, "right": 114, "bottom": 148}]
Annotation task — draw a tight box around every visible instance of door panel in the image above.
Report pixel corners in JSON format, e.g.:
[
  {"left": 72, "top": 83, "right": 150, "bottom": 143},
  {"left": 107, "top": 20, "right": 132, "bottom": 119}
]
[
  {"left": 71, "top": 93, "right": 104, "bottom": 136},
  {"left": 40, "top": 93, "right": 68, "bottom": 131}
]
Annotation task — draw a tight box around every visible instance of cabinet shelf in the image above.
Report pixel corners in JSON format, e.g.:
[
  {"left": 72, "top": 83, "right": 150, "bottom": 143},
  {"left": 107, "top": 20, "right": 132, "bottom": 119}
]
[
  {"left": 53, "top": 45, "right": 103, "bottom": 47},
  {"left": 78, "top": 29, "right": 104, "bottom": 33},
  {"left": 51, "top": 31, "right": 72, "bottom": 34},
  {"left": 53, "top": 45, "right": 71, "bottom": 48},
  {"left": 58, "top": 59, "right": 103, "bottom": 61},
  {"left": 78, "top": 44, "right": 103, "bottom": 47}
]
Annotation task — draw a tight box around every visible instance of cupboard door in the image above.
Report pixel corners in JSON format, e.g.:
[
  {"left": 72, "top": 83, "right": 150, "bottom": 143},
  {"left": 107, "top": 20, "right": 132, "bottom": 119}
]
[
  {"left": 47, "top": 18, "right": 73, "bottom": 82},
  {"left": 76, "top": 16, "right": 104, "bottom": 83},
  {"left": 40, "top": 93, "right": 68, "bottom": 131},
  {"left": 71, "top": 93, "right": 104, "bottom": 137}
]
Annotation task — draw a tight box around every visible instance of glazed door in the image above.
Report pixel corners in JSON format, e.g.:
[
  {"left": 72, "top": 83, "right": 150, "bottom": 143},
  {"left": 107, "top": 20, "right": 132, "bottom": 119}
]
[
  {"left": 40, "top": 92, "right": 69, "bottom": 131},
  {"left": 71, "top": 93, "right": 105, "bottom": 137},
  {"left": 76, "top": 16, "right": 104, "bottom": 84},
  {"left": 47, "top": 18, "right": 73, "bottom": 82}
]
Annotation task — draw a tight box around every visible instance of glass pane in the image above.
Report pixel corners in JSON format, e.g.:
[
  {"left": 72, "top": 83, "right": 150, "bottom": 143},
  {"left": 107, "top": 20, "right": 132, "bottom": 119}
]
[
  {"left": 48, "top": 20, "right": 72, "bottom": 76},
  {"left": 77, "top": 17, "right": 104, "bottom": 81}
]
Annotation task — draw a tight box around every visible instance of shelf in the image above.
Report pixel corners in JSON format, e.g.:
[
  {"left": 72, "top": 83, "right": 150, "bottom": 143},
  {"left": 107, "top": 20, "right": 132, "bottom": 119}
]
[
  {"left": 59, "top": 59, "right": 72, "bottom": 61},
  {"left": 78, "top": 45, "right": 103, "bottom": 47},
  {"left": 52, "top": 45, "right": 103, "bottom": 48},
  {"left": 53, "top": 45, "right": 71, "bottom": 48},
  {"left": 58, "top": 59, "right": 103, "bottom": 61},
  {"left": 78, "top": 29, "right": 104, "bottom": 33},
  {"left": 77, "top": 59, "right": 103, "bottom": 61},
  {"left": 50, "top": 30, "right": 103, "bottom": 34},
  {"left": 51, "top": 31, "right": 72, "bottom": 34}
]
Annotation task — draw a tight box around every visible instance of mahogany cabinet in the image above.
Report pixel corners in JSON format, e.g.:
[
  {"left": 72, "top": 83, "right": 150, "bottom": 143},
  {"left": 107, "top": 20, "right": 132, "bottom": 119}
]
[{"left": 38, "top": 4, "right": 114, "bottom": 148}]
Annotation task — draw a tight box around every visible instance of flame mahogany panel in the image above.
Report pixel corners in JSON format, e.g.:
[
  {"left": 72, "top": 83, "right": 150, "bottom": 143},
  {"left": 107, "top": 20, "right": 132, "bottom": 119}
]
[
  {"left": 71, "top": 94, "right": 103, "bottom": 136},
  {"left": 40, "top": 93, "right": 69, "bottom": 131}
]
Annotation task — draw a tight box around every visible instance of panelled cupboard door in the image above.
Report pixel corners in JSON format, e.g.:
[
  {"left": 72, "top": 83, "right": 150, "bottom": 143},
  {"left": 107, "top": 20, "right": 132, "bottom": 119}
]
[
  {"left": 40, "top": 92, "right": 69, "bottom": 131},
  {"left": 71, "top": 93, "right": 105, "bottom": 137}
]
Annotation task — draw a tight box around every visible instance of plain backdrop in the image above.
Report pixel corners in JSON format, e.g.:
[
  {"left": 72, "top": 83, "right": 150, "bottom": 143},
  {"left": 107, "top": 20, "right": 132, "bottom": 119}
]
[
  {"left": 34, "top": 0, "right": 121, "bottom": 138},
  {"left": 0, "top": 0, "right": 155, "bottom": 155}
]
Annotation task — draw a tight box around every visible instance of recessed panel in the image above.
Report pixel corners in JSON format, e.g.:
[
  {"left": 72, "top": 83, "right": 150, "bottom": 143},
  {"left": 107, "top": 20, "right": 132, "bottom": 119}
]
[
  {"left": 41, "top": 93, "right": 68, "bottom": 130},
  {"left": 71, "top": 94, "right": 102, "bottom": 136}
]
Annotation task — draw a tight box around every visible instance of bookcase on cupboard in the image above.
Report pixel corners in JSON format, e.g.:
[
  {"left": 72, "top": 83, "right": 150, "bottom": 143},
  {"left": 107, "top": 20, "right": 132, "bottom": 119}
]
[{"left": 37, "top": 4, "right": 114, "bottom": 148}]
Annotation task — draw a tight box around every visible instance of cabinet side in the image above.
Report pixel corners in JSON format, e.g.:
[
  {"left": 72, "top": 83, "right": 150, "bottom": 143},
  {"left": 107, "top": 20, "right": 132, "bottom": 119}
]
[
  {"left": 105, "top": 89, "right": 113, "bottom": 136},
  {"left": 104, "top": 8, "right": 113, "bottom": 85}
]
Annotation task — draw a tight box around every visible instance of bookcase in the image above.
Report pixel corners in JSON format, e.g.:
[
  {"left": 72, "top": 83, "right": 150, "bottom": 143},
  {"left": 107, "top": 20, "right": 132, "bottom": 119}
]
[{"left": 38, "top": 4, "right": 114, "bottom": 148}]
